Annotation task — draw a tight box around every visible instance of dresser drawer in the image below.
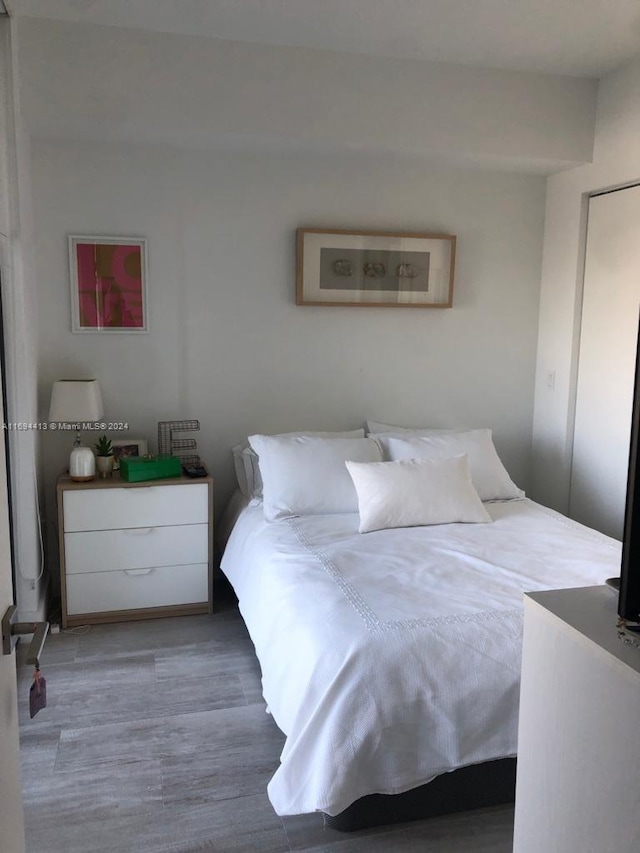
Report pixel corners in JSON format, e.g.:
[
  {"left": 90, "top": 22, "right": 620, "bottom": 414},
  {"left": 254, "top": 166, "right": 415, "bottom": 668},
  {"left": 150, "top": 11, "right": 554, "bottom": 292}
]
[
  {"left": 64, "top": 523, "right": 209, "bottom": 575},
  {"left": 63, "top": 483, "right": 209, "bottom": 532},
  {"left": 66, "top": 563, "right": 209, "bottom": 615}
]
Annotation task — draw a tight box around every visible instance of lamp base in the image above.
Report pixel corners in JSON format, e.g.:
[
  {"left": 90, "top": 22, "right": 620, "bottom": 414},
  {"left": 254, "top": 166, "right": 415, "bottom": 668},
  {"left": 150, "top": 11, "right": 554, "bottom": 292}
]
[{"left": 69, "top": 445, "right": 96, "bottom": 482}]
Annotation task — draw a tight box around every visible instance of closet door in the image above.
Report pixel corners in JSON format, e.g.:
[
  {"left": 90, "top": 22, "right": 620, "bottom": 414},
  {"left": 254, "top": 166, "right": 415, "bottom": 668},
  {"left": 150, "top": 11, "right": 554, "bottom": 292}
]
[{"left": 569, "top": 186, "right": 640, "bottom": 539}]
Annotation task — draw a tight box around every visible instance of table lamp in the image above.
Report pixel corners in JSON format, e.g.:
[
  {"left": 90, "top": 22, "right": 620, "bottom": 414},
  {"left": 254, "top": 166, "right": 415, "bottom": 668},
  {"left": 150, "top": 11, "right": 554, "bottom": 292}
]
[{"left": 48, "top": 379, "right": 104, "bottom": 481}]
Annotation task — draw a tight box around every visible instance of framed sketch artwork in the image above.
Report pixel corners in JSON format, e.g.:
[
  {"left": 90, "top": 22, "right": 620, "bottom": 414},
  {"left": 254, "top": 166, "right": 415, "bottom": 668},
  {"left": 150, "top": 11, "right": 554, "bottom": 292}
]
[
  {"left": 69, "top": 236, "right": 148, "bottom": 332},
  {"left": 296, "top": 228, "right": 456, "bottom": 308}
]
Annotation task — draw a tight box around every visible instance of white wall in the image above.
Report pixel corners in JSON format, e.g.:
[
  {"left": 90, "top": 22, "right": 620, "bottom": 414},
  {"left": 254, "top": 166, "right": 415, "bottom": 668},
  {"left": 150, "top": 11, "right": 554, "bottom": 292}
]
[
  {"left": 18, "top": 17, "right": 596, "bottom": 173},
  {"left": 532, "top": 55, "right": 640, "bottom": 514},
  {"left": 14, "top": 16, "right": 603, "bottom": 577},
  {"left": 32, "top": 139, "right": 545, "bottom": 519}
]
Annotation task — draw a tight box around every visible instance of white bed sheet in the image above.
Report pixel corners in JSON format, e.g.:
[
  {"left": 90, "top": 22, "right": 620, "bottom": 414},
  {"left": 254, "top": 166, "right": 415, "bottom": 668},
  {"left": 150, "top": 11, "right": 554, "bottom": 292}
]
[{"left": 220, "top": 498, "right": 620, "bottom": 816}]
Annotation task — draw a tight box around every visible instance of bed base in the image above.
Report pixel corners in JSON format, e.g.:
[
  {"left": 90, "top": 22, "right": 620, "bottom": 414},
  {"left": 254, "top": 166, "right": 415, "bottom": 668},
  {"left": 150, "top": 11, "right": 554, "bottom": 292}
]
[{"left": 323, "top": 757, "right": 517, "bottom": 832}]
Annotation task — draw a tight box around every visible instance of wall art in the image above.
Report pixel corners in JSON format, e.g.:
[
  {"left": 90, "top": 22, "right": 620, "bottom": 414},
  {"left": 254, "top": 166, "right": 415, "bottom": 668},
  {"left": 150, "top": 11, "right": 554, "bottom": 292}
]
[
  {"left": 296, "top": 228, "right": 455, "bottom": 307},
  {"left": 69, "top": 236, "right": 148, "bottom": 332}
]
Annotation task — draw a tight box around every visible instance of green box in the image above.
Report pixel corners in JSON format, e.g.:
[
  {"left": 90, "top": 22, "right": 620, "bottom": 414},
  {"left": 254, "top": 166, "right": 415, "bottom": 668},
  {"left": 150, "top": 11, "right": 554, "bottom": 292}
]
[{"left": 119, "top": 455, "right": 182, "bottom": 482}]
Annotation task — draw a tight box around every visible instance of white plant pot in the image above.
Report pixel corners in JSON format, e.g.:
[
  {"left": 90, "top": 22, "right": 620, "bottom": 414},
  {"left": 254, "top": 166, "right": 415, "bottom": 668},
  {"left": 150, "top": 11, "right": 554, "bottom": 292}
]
[{"left": 96, "top": 455, "right": 115, "bottom": 479}]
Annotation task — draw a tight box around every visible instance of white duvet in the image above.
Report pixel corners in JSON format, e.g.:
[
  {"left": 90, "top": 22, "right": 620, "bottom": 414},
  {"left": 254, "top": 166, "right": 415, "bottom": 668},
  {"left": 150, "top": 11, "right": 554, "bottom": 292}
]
[{"left": 220, "top": 498, "right": 620, "bottom": 816}]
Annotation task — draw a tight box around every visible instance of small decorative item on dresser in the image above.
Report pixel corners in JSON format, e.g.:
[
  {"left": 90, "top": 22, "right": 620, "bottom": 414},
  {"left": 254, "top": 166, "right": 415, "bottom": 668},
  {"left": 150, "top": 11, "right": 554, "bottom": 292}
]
[
  {"left": 94, "top": 434, "right": 115, "bottom": 478},
  {"left": 111, "top": 438, "right": 148, "bottom": 470},
  {"left": 119, "top": 455, "right": 182, "bottom": 482},
  {"left": 157, "top": 420, "right": 201, "bottom": 467}
]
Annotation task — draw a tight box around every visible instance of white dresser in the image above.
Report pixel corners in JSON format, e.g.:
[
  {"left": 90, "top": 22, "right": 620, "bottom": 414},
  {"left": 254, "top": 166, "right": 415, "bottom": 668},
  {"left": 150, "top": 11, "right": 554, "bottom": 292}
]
[
  {"left": 57, "top": 472, "right": 213, "bottom": 627},
  {"left": 514, "top": 586, "right": 640, "bottom": 853}
]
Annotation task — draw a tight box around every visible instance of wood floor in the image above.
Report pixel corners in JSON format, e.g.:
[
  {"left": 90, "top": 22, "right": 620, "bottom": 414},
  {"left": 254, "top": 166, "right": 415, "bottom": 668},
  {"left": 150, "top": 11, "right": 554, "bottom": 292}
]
[{"left": 17, "top": 582, "right": 514, "bottom": 852}]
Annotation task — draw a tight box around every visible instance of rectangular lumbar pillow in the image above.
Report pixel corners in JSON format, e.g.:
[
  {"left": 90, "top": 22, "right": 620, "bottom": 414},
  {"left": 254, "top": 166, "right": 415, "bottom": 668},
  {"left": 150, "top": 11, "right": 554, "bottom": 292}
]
[{"left": 346, "top": 455, "right": 492, "bottom": 533}]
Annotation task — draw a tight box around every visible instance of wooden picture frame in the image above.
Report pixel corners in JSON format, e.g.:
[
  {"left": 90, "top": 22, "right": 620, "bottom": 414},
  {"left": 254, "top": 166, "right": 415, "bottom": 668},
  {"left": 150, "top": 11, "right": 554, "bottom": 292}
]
[
  {"left": 111, "top": 438, "right": 149, "bottom": 470},
  {"left": 296, "top": 228, "right": 456, "bottom": 308},
  {"left": 69, "top": 235, "right": 149, "bottom": 332}
]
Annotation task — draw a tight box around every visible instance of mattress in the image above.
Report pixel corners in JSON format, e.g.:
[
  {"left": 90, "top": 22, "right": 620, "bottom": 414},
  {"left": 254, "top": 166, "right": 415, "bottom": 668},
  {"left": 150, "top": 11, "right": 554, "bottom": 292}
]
[{"left": 220, "top": 497, "right": 620, "bottom": 816}]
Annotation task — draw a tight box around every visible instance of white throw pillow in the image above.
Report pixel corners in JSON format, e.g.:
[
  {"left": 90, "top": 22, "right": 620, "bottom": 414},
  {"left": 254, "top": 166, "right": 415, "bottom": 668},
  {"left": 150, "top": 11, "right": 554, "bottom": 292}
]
[
  {"left": 346, "top": 455, "right": 491, "bottom": 533},
  {"left": 233, "top": 428, "right": 365, "bottom": 498},
  {"left": 378, "top": 430, "right": 524, "bottom": 502},
  {"left": 248, "top": 434, "right": 382, "bottom": 521}
]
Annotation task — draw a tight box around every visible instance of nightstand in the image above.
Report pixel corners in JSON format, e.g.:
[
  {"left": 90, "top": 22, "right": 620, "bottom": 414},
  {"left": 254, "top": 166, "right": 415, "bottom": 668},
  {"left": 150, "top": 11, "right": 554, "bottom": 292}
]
[{"left": 56, "top": 471, "right": 213, "bottom": 628}]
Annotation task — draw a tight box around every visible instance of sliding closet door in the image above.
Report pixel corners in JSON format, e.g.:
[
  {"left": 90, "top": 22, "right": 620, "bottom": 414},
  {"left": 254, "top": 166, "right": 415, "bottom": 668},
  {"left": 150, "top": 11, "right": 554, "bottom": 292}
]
[{"left": 569, "top": 185, "right": 640, "bottom": 539}]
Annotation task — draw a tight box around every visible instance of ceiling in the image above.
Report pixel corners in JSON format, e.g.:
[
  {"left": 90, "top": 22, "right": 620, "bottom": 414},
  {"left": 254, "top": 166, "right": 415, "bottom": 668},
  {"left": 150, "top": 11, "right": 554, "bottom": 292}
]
[{"left": 8, "top": 0, "right": 640, "bottom": 78}]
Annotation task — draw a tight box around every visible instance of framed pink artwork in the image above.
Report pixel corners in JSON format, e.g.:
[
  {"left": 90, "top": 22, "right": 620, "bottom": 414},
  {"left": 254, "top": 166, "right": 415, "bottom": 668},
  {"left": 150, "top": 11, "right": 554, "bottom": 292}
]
[{"left": 69, "top": 236, "right": 148, "bottom": 332}]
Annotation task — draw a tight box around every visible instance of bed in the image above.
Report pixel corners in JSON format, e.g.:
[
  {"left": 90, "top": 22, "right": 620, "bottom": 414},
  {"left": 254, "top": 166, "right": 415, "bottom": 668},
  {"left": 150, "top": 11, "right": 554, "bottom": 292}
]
[{"left": 220, "top": 425, "right": 621, "bottom": 826}]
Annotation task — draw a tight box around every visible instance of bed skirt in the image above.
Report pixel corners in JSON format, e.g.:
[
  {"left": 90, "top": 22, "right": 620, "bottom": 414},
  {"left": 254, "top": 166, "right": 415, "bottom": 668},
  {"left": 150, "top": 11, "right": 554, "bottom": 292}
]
[{"left": 323, "top": 757, "right": 517, "bottom": 832}]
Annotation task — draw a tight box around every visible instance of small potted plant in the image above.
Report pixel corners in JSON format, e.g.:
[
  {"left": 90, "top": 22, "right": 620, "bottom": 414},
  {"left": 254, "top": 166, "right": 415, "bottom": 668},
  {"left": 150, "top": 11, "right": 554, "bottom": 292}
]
[{"left": 94, "top": 434, "right": 114, "bottom": 478}]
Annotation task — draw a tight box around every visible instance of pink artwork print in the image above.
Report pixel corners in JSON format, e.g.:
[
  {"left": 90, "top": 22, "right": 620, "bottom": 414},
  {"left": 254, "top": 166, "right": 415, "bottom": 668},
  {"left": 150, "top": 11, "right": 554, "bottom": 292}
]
[{"left": 76, "top": 242, "right": 145, "bottom": 329}]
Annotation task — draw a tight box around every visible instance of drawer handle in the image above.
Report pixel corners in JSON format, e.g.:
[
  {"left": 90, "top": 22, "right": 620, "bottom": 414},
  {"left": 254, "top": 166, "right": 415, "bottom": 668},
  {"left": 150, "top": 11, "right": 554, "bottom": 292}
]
[
  {"left": 124, "top": 568, "right": 155, "bottom": 577},
  {"left": 124, "top": 527, "right": 155, "bottom": 536}
]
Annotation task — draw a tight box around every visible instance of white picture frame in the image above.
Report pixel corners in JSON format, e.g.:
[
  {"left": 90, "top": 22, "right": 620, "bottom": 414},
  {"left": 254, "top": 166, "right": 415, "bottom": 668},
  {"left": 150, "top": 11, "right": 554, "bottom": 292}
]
[
  {"left": 111, "top": 438, "right": 149, "bottom": 470},
  {"left": 69, "top": 235, "right": 149, "bottom": 333}
]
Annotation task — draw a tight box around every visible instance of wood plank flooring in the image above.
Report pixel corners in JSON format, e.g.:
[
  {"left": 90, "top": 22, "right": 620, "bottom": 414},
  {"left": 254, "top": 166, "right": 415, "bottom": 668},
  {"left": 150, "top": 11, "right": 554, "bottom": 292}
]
[{"left": 17, "top": 582, "right": 514, "bottom": 852}]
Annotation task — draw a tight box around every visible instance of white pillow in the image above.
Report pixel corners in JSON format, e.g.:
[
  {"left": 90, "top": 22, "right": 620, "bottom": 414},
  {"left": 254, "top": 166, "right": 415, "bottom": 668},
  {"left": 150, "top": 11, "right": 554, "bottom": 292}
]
[
  {"left": 232, "top": 442, "right": 253, "bottom": 498},
  {"left": 248, "top": 434, "right": 382, "bottom": 521},
  {"left": 378, "top": 430, "right": 524, "bottom": 502},
  {"left": 367, "top": 420, "right": 457, "bottom": 436},
  {"left": 346, "top": 455, "right": 491, "bottom": 533},
  {"left": 232, "top": 428, "right": 365, "bottom": 498}
]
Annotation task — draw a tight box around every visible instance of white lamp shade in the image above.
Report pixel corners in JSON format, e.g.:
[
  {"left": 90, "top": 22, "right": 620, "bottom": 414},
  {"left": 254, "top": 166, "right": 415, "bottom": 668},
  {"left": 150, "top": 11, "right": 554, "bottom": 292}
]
[{"left": 48, "top": 379, "right": 103, "bottom": 423}]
